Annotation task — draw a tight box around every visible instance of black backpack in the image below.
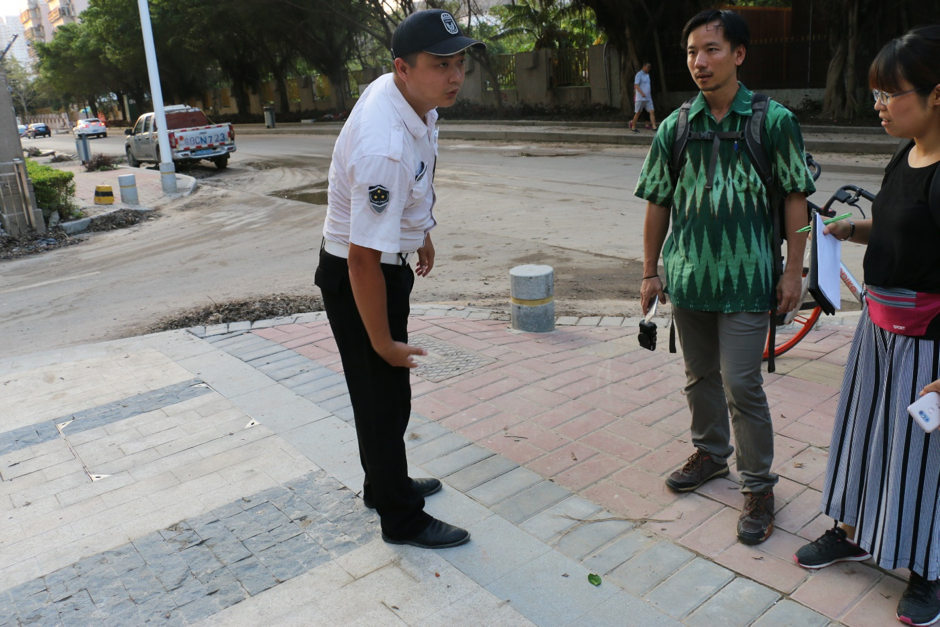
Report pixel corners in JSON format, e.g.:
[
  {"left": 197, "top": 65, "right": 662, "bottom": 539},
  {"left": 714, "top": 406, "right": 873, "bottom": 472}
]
[{"left": 667, "top": 93, "right": 789, "bottom": 372}]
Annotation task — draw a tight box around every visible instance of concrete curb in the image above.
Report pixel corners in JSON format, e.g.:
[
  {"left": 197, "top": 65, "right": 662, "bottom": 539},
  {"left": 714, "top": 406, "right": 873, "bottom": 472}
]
[
  {"left": 60, "top": 206, "right": 156, "bottom": 235},
  {"left": 234, "top": 124, "right": 896, "bottom": 154},
  {"left": 185, "top": 303, "right": 862, "bottom": 339}
]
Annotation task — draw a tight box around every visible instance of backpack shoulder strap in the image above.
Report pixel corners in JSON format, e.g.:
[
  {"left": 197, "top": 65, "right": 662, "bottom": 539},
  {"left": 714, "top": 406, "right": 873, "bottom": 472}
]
[
  {"left": 669, "top": 97, "right": 696, "bottom": 185},
  {"left": 742, "top": 92, "right": 773, "bottom": 188}
]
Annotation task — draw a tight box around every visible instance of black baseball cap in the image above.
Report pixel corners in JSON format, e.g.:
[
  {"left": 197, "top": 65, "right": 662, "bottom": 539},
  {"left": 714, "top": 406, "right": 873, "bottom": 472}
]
[{"left": 391, "top": 9, "right": 486, "bottom": 59}]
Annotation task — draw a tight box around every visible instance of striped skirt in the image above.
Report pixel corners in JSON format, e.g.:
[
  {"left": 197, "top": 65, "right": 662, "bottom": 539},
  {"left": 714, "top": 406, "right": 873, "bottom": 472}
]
[{"left": 822, "top": 309, "right": 940, "bottom": 579}]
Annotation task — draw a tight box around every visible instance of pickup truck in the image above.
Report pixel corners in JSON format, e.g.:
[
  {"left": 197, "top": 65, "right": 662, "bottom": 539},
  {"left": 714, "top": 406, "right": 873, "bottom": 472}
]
[{"left": 124, "top": 105, "right": 235, "bottom": 169}]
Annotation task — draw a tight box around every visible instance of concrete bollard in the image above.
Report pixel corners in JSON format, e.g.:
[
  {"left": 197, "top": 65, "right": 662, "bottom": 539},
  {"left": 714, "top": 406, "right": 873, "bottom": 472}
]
[
  {"left": 118, "top": 174, "right": 139, "bottom": 205},
  {"left": 159, "top": 162, "right": 178, "bottom": 194},
  {"left": 510, "top": 265, "right": 555, "bottom": 333}
]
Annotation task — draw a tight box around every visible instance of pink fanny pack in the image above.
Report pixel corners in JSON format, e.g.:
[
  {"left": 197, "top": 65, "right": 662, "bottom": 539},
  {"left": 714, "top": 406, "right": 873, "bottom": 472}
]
[{"left": 866, "top": 286, "right": 940, "bottom": 337}]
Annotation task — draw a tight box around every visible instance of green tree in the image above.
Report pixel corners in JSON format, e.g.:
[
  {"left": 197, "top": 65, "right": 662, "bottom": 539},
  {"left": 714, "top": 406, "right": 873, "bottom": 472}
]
[{"left": 2, "top": 58, "right": 44, "bottom": 123}]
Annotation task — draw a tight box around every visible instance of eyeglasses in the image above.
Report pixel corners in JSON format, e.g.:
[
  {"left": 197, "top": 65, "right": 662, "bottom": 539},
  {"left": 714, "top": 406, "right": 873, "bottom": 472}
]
[{"left": 872, "top": 86, "right": 932, "bottom": 106}]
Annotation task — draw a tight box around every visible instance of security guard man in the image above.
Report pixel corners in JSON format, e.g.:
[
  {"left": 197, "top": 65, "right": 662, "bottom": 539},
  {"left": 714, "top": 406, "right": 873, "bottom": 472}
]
[{"left": 314, "top": 10, "right": 483, "bottom": 549}]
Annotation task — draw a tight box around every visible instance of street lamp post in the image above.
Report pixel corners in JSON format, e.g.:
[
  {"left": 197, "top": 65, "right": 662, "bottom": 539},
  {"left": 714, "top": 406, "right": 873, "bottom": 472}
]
[{"left": 137, "top": 0, "right": 176, "bottom": 194}]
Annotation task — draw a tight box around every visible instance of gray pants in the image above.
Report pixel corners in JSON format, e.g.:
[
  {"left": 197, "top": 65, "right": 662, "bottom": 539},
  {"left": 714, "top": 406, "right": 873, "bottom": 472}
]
[{"left": 673, "top": 308, "right": 777, "bottom": 493}]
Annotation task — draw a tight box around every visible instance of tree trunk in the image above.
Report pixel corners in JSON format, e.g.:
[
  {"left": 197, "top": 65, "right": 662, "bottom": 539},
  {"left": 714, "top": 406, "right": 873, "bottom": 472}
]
[
  {"left": 821, "top": 33, "right": 846, "bottom": 119},
  {"left": 841, "top": 0, "right": 859, "bottom": 118},
  {"left": 328, "top": 69, "right": 347, "bottom": 112},
  {"left": 233, "top": 84, "right": 251, "bottom": 117}
]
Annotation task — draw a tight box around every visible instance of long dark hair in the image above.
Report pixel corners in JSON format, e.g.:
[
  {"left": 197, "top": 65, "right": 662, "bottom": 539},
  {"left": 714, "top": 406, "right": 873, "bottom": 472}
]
[{"left": 869, "top": 26, "right": 940, "bottom": 96}]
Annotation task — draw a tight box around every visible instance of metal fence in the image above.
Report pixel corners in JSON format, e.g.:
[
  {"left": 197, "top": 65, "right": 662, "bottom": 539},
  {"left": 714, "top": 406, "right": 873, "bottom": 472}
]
[
  {"left": 486, "top": 54, "right": 517, "bottom": 91},
  {"left": 551, "top": 48, "right": 590, "bottom": 88}
]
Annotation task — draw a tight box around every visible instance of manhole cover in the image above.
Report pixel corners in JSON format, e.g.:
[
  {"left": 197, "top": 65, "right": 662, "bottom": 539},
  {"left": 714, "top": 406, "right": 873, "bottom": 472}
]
[{"left": 409, "top": 334, "right": 496, "bottom": 382}]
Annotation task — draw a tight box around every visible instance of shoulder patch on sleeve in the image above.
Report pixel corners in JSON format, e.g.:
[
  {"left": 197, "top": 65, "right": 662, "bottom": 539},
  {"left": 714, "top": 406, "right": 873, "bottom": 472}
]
[{"left": 368, "top": 185, "right": 390, "bottom": 213}]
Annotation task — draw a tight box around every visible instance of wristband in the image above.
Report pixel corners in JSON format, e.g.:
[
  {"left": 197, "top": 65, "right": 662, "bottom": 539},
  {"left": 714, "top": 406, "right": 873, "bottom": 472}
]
[
  {"left": 846, "top": 219, "right": 856, "bottom": 241},
  {"left": 642, "top": 275, "right": 659, "bottom": 281}
]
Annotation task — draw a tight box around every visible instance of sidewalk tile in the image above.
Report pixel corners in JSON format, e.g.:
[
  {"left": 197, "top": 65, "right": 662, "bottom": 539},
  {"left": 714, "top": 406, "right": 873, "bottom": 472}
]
[
  {"left": 491, "top": 481, "right": 571, "bottom": 524},
  {"left": 751, "top": 599, "right": 829, "bottom": 627},
  {"left": 467, "top": 467, "right": 543, "bottom": 507},
  {"left": 634, "top": 438, "right": 693, "bottom": 476},
  {"left": 608, "top": 466, "right": 681, "bottom": 507},
  {"left": 556, "top": 410, "right": 617, "bottom": 440},
  {"left": 479, "top": 434, "right": 544, "bottom": 465},
  {"left": 533, "top": 400, "right": 593, "bottom": 429},
  {"left": 646, "top": 557, "right": 735, "bottom": 619},
  {"left": 652, "top": 493, "right": 724, "bottom": 540},
  {"left": 439, "top": 403, "right": 500, "bottom": 431},
  {"left": 486, "top": 550, "right": 616, "bottom": 627},
  {"left": 605, "top": 417, "right": 673, "bottom": 449},
  {"left": 680, "top": 507, "right": 739, "bottom": 557},
  {"left": 423, "top": 444, "right": 494, "bottom": 478},
  {"left": 427, "top": 589, "right": 537, "bottom": 625},
  {"left": 774, "top": 488, "right": 824, "bottom": 533},
  {"left": 527, "top": 442, "right": 596, "bottom": 477},
  {"left": 695, "top": 477, "right": 746, "bottom": 509},
  {"left": 502, "top": 423, "right": 569, "bottom": 453},
  {"left": 775, "top": 449, "right": 828, "bottom": 486},
  {"left": 791, "top": 561, "right": 882, "bottom": 619},
  {"left": 519, "top": 495, "right": 601, "bottom": 542},
  {"left": 457, "top": 411, "right": 524, "bottom": 441},
  {"left": 580, "top": 430, "right": 649, "bottom": 462},
  {"left": 445, "top": 455, "right": 518, "bottom": 493},
  {"left": 554, "top": 455, "right": 623, "bottom": 492},
  {"left": 583, "top": 481, "right": 661, "bottom": 520},
  {"left": 443, "top": 515, "right": 551, "bottom": 586},
  {"left": 839, "top": 574, "right": 906, "bottom": 627},
  {"left": 624, "top": 398, "right": 687, "bottom": 427},
  {"left": 568, "top": 590, "right": 681, "bottom": 627},
  {"left": 686, "top": 577, "right": 780, "bottom": 627},
  {"left": 408, "top": 433, "right": 471, "bottom": 465},
  {"left": 555, "top": 512, "right": 634, "bottom": 562},
  {"left": 606, "top": 540, "right": 694, "bottom": 596},
  {"left": 713, "top": 543, "right": 808, "bottom": 594}
]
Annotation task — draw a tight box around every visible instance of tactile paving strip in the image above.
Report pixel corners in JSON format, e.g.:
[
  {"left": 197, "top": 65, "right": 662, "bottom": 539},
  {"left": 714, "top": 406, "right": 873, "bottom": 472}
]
[{"left": 409, "top": 334, "right": 497, "bottom": 383}]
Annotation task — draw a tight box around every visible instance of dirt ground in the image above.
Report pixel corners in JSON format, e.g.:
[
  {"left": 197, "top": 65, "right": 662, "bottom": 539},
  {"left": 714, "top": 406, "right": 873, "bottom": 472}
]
[{"left": 0, "top": 137, "right": 878, "bottom": 358}]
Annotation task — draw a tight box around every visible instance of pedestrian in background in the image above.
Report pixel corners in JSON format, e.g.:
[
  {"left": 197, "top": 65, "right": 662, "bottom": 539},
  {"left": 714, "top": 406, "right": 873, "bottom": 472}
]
[
  {"left": 314, "top": 9, "right": 484, "bottom": 549},
  {"left": 631, "top": 62, "right": 657, "bottom": 132},
  {"left": 634, "top": 9, "right": 815, "bottom": 545},
  {"left": 793, "top": 27, "right": 940, "bottom": 627}
]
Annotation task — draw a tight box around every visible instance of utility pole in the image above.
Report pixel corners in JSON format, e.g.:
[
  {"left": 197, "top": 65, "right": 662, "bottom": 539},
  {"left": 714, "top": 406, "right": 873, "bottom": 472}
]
[{"left": 137, "top": 0, "right": 176, "bottom": 194}]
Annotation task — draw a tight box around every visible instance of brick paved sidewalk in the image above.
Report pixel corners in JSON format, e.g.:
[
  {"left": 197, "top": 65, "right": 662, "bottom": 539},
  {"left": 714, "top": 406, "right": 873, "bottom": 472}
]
[{"left": 0, "top": 306, "right": 904, "bottom": 626}]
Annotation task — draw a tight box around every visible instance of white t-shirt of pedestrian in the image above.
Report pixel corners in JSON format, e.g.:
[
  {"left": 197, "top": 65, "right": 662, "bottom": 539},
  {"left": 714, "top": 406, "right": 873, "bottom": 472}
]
[
  {"left": 323, "top": 73, "right": 438, "bottom": 254},
  {"left": 634, "top": 70, "right": 651, "bottom": 101}
]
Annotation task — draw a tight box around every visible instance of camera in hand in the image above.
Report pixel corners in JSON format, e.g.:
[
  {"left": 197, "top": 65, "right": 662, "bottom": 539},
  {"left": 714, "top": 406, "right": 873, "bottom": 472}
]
[{"left": 638, "top": 296, "right": 659, "bottom": 352}]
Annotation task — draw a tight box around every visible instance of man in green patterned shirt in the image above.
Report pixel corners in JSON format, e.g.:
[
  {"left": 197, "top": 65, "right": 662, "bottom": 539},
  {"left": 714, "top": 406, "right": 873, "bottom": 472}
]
[{"left": 635, "top": 9, "right": 815, "bottom": 545}]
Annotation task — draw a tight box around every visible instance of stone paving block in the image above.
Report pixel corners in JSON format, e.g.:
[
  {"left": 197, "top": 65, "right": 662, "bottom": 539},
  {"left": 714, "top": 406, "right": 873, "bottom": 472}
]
[
  {"left": 491, "top": 480, "right": 571, "bottom": 524},
  {"left": 228, "top": 555, "right": 278, "bottom": 596},
  {"left": 606, "top": 540, "right": 695, "bottom": 596},
  {"left": 686, "top": 577, "right": 781, "bottom": 627},
  {"left": 486, "top": 549, "right": 617, "bottom": 627},
  {"left": 445, "top": 455, "right": 517, "bottom": 492},
  {"left": 519, "top": 495, "right": 602, "bottom": 542},
  {"left": 444, "top": 515, "right": 551, "bottom": 586},
  {"left": 423, "top": 443, "right": 494, "bottom": 478},
  {"left": 554, "top": 511, "right": 634, "bottom": 562},
  {"left": 751, "top": 599, "right": 829, "bottom": 627},
  {"left": 467, "top": 466, "right": 544, "bottom": 507},
  {"left": 567, "top": 589, "right": 681, "bottom": 627},
  {"left": 317, "top": 394, "right": 352, "bottom": 413},
  {"left": 646, "top": 557, "right": 735, "bottom": 619}
]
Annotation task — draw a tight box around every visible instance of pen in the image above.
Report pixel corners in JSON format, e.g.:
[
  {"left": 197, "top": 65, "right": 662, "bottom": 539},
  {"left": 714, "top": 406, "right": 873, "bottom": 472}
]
[{"left": 795, "top": 212, "right": 854, "bottom": 234}]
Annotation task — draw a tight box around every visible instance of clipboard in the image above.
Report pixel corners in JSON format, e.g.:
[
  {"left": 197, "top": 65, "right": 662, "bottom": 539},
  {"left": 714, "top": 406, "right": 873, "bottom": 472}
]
[{"left": 807, "top": 212, "right": 841, "bottom": 315}]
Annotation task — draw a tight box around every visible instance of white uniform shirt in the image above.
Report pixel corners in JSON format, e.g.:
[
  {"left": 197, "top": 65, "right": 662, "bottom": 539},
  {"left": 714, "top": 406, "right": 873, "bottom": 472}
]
[
  {"left": 634, "top": 70, "right": 651, "bottom": 100},
  {"left": 323, "top": 73, "right": 438, "bottom": 254}
]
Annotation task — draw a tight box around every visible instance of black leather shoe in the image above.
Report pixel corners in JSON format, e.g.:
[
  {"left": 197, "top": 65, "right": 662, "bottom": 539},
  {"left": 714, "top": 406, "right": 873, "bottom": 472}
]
[
  {"left": 363, "top": 477, "right": 442, "bottom": 510},
  {"left": 382, "top": 518, "right": 470, "bottom": 549}
]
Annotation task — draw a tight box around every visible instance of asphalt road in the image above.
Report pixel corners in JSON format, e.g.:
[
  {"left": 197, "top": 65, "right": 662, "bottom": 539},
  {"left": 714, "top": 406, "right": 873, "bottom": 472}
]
[{"left": 5, "top": 132, "right": 884, "bottom": 359}]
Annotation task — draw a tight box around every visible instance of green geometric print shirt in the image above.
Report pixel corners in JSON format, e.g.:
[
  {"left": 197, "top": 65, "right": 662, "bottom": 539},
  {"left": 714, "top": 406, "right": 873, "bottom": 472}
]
[{"left": 634, "top": 83, "right": 816, "bottom": 312}]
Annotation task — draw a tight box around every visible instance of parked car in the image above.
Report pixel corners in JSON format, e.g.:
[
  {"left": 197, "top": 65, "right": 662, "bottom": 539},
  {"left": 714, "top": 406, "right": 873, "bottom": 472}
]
[
  {"left": 17, "top": 124, "right": 26, "bottom": 136},
  {"left": 25, "top": 123, "right": 50, "bottom": 138},
  {"left": 74, "top": 118, "right": 107, "bottom": 139},
  {"left": 125, "top": 105, "right": 235, "bottom": 169}
]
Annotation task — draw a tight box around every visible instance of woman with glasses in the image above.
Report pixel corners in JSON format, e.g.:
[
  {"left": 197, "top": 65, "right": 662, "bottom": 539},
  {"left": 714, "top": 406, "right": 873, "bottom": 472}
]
[{"left": 792, "top": 26, "right": 940, "bottom": 626}]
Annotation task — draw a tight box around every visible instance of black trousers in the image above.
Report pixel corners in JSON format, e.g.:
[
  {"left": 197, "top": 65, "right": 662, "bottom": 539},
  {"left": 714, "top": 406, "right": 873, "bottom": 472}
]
[{"left": 314, "top": 248, "right": 431, "bottom": 539}]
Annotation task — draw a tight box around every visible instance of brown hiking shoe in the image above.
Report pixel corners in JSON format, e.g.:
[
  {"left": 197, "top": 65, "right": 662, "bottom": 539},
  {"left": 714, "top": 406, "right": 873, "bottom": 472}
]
[
  {"left": 738, "top": 492, "right": 775, "bottom": 545},
  {"left": 665, "top": 450, "right": 730, "bottom": 492}
]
